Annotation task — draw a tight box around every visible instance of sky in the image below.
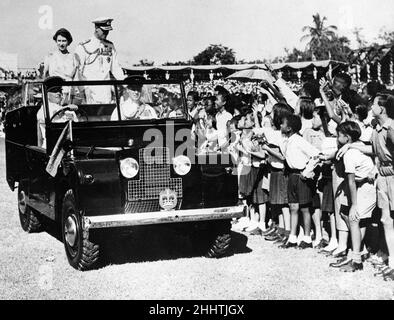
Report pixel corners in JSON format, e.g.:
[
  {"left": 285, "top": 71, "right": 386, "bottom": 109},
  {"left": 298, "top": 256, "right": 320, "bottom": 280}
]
[{"left": 1, "top": 0, "right": 394, "bottom": 69}]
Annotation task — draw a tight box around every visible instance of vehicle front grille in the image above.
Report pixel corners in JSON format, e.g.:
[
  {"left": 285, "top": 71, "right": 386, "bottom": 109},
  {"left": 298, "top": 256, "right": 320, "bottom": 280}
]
[
  {"left": 124, "top": 200, "right": 183, "bottom": 214},
  {"left": 127, "top": 147, "right": 182, "bottom": 202}
]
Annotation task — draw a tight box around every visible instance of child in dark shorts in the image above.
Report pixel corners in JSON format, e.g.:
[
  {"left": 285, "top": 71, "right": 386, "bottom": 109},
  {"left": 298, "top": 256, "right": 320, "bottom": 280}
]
[
  {"left": 279, "top": 114, "right": 320, "bottom": 249},
  {"left": 303, "top": 105, "right": 326, "bottom": 247}
]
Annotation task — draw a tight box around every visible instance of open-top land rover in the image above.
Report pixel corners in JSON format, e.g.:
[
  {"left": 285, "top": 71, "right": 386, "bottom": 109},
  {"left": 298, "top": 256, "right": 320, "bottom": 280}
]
[{"left": 5, "top": 76, "right": 245, "bottom": 270}]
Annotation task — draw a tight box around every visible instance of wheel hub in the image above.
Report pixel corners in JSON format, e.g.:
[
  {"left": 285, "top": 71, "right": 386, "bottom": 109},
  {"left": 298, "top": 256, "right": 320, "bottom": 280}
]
[
  {"left": 18, "top": 190, "right": 27, "bottom": 215},
  {"left": 64, "top": 215, "right": 78, "bottom": 247}
]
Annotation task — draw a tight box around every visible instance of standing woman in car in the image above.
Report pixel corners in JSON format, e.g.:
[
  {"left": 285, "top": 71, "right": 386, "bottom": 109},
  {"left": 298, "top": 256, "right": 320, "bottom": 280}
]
[
  {"left": 44, "top": 28, "right": 79, "bottom": 80},
  {"left": 44, "top": 28, "right": 79, "bottom": 103}
]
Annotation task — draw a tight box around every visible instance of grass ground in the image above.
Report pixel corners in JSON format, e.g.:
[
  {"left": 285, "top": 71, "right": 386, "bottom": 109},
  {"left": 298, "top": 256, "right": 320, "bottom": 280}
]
[{"left": 1, "top": 138, "right": 394, "bottom": 300}]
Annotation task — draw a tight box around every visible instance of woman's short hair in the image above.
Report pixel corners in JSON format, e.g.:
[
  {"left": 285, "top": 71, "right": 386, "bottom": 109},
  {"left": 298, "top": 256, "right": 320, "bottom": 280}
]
[{"left": 53, "top": 28, "right": 73, "bottom": 45}]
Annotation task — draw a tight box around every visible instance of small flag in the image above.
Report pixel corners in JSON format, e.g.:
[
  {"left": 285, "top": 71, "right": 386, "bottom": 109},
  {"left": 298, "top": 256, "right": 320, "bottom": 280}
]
[{"left": 46, "top": 122, "right": 70, "bottom": 177}]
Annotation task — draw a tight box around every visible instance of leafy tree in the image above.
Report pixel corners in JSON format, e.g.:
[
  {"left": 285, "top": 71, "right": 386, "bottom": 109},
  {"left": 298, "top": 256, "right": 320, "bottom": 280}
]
[
  {"left": 162, "top": 61, "right": 191, "bottom": 66},
  {"left": 192, "top": 44, "right": 236, "bottom": 65},
  {"left": 329, "top": 35, "right": 352, "bottom": 61},
  {"left": 283, "top": 47, "right": 310, "bottom": 62},
  {"left": 133, "top": 59, "right": 154, "bottom": 66},
  {"left": 237, "top": 58, "right": 268, "bottom": 64},
  {"left": 378, "top": 28, "right": 394, "bottom": 45},
  {"left": 301, "top": 13, "right": 338, "bottom": 59}
]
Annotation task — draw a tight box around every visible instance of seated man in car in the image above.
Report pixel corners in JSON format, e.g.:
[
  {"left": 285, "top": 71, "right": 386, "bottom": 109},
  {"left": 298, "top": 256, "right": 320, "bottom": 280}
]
[
  {"left": 111, "top": 83, "right": 158, "bottom": 120},
  {"left": 37, "top": 85, "right": 78, "bottom": 148}
]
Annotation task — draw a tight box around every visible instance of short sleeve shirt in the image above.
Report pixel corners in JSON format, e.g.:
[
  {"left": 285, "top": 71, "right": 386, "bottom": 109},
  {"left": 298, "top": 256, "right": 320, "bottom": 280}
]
[
  {"left": 280, "top": 133, "right": 319, "bottom": 170},
  {"left": 370, "top": 119, "right": 394, "bottom": 176},
  {"left": 343, "top": 148, "right": 375, "bottom": 181}
]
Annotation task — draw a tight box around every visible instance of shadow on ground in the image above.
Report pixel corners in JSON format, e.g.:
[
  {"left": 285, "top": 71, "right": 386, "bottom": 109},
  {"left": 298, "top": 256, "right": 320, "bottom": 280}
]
[
  {"left": 42, "top": 219, "right": 251, "bottom": 269},
  {"left": 97, "top": 227, "right": 251, "bottom": 268}
]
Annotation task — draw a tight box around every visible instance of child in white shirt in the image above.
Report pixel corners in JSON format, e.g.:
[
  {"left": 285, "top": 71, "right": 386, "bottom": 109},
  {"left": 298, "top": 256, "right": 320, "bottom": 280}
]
[
  {"left": 335, "top": 121, "right": 376, "bottom": 272},
  {"left": 279, "top": 114, "right": 320, "bottom": 249}
]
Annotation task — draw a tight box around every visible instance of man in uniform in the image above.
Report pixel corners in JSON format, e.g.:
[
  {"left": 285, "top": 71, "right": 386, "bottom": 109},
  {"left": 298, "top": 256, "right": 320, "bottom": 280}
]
[{"left": 75, "top": 17, "right": 125, "bottom": 104}]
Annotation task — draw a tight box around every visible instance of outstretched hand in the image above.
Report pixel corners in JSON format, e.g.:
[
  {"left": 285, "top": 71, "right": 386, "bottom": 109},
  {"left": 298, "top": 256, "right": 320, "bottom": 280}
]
[{"left": 319, "top": 77, "right": 329, "bottom": 92}]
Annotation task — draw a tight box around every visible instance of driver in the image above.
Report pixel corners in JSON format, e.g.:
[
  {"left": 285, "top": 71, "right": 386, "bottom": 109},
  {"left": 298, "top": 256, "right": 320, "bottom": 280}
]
[
  {"left": 37, "top": 85, "right": 78, "bottom": 148},
  {"left": 111, "top": 83, "right": 158, "bottom": 120}
]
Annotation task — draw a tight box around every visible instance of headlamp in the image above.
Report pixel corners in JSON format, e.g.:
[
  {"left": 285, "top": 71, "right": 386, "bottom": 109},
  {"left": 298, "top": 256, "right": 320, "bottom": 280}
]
[
  {"left": 172, "top": 155, "right": 191, "bottom": 176},
  {"left": 119, "top": 158, "right": 139, "bottom": 179}
]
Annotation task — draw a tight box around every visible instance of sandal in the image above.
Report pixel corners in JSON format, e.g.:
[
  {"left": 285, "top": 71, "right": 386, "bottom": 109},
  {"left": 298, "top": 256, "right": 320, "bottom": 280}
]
[{"left": 374, "top": 266, "right": 391, "bottom": 277}]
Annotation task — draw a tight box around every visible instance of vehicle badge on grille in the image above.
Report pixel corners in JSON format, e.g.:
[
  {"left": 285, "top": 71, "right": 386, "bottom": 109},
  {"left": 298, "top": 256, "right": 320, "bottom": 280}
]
[{"left": 159, "top": 188, "right": 177, "bottom": 211}]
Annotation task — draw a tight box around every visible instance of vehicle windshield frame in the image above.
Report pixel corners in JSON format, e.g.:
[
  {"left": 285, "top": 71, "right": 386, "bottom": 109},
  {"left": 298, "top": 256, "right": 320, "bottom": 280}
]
[{"left": 42, "top": 78, "right": 189, "bottom": 124}]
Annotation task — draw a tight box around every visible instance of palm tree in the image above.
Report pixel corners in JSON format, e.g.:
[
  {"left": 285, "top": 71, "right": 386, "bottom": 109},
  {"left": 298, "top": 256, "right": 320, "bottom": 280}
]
[
  {"left": 353, "top": 27, "right": 367, "bottom": 49},
  {"left": 301, "top": 13, "right": 337, "bottom": 58}
]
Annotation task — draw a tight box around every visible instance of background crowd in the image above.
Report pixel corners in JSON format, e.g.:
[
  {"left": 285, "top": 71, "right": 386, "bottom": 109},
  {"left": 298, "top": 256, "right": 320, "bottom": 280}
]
[
  {"left": 0, "top": 70, "right": 39, "bottom": 81},
  {"left": 180, "top": 69, "right": 394, "bottom": 280}
]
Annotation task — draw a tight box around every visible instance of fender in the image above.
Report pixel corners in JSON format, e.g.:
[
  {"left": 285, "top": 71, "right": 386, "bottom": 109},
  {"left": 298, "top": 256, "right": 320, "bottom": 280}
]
[{"left": 68, "top": 158, "right": 123, "bottom": 216}]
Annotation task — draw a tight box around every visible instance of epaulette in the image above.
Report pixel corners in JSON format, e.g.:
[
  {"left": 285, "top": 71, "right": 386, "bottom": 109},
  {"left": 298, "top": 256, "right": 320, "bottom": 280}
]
[{"left": 79, "top": 39, "right": 91, "bottom": 46}]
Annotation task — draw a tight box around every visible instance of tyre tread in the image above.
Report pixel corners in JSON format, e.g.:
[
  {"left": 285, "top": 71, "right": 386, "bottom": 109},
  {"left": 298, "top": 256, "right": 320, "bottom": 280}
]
[
  {"left": 18, "top": 184, "right": 42, "bottom": 233},
  {"left": 191, "top": 220, "right": 232, "bottom": 258},
  {"left": 62, "top": 190, "right": 99, "bottom": 271}
]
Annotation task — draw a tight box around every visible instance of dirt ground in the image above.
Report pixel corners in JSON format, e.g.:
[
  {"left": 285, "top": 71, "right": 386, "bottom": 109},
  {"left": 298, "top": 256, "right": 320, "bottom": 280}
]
[{"left": 1, "top": 138, "right": 394, "bottom": 300}]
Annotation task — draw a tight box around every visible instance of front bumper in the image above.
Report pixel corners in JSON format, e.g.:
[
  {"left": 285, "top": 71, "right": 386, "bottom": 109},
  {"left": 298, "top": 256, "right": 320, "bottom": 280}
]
[{"left": 83, "top": 205, "right": 246, "bottom": 230}]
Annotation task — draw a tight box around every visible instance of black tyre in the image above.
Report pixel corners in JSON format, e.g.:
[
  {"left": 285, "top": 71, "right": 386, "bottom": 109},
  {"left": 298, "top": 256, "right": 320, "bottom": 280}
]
[
  {"left": 190, "top": 220, "right": 232, "bottom": 258},
  {"left": 18, "top": 184, "right": 42, "bottom": 233},
  {"left": 62, "top": 190, "right": 99, "bottom": 270}
]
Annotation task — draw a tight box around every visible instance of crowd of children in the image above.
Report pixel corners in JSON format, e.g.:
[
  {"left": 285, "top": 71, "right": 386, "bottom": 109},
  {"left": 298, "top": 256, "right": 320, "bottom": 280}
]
[{"left": 188, "top": 71, "right": 394, "bottom": 279}]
